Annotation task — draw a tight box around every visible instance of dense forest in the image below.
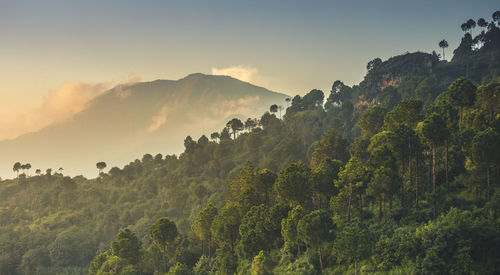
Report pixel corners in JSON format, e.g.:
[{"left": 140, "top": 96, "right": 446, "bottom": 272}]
[{"left": 1, "top": 11, "right": 500, "bottom": 275}]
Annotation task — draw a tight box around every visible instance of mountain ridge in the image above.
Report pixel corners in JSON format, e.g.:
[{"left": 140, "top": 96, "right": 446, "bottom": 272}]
[{"left": 0, "top": 74, "right": 289, "bottom": 178}]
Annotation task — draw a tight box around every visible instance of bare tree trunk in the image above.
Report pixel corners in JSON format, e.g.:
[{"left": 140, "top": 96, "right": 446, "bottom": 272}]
[
  {"left": 379, "top": 198, "right": 382, "bottom": 220},
  {"left": 163, "top": 254, "right": 167, "bottom": 275},
  {"left": 408, "top": 138, "right": 412, "bottom": 200},
  {"left": 401, "top": 159, "right": 405, "bottom": 207},
  {"left": 415, "top": 155, "right": 419, "bottom": 207},
  {"left": 348, "top": 182, "right": 353, "bottom": 222},
  {"left": 445, "top": 140, "right": 449, "bottom": 188},
  {"left": 432, "top": 144, "right": 437, "bottom": 220},
  {"left": 383, "top": 197, "right": 387, "bottom": 223},
  {"left": 354, "top": 259, "right": 358, "bottom": 275},
  {"left": 318, "top": 246, "right": 323, "bottom": 272},
  {"left": 209, "top": 238, "right": 212, "bottom": 259},
  {"left": 487, "top": 166, "right": 491, "bottom": 201}
]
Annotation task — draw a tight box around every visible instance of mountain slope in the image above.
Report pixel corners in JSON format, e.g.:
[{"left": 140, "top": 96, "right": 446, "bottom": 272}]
[{"left": 0, "top": 73, "right": 288, "bottom": 178}]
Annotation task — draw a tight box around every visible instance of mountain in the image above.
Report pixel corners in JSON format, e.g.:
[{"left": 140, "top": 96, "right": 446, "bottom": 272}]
[{"left": 0, "top": 73, "right": 289, "bottom": 178}]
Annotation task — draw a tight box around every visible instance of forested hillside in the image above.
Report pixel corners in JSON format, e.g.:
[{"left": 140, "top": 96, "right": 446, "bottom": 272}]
[{"left": 1, "top": 11, "right": 500, "bottom": 275}]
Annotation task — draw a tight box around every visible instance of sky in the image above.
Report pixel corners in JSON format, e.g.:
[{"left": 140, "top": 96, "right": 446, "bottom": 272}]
[{"left": 0, "top": 0, "right": 498, "bottom": 140}]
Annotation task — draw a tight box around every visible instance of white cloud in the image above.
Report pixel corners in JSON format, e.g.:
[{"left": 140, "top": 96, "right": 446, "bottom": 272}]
[
  {"left": 148, "top": 105, "right": 170, "bottom": 132},
  {"left": 0, "top": 81, "right": 110, "bottom": 140},
  {"left": 211, "top": 65, "right": 259, "bottom": 84},
  {"left": 114, "top": 75, "right": 140, "bottom": 99}
]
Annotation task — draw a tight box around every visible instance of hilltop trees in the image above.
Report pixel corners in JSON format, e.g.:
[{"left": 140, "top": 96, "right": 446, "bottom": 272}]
[
  {"left": 96, "top": 162, "right": 107, "bottom": 175},
  {"left": 439, "top": 39, "right": 449, "bottom": 60},
  {"left": 13, "top": 162, "right": 21, "bottom": 177},
  {"left": 226, "top": 118, "right": 244, "bottom": 139}
]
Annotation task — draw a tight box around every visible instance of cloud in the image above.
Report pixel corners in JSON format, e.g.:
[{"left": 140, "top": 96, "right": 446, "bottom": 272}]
[
  {"left": 0, "top": 81, "right": 110, "bottom": 141},
  {"left": 211, "top": 65, "right": 259, "bottom": 84},
  {"left": 148, "top": 105, "right": 170, "bottom": 132},
  {"left": 114, "top": 74, "right": 140, "bottom": 99}
]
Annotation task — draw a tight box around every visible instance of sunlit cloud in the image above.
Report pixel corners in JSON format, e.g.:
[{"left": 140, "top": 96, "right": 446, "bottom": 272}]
[
  {"left": 0, "top": 74, "right": 142, "bottom": 141},
  {"left": 114, "top": 74, "right": 140, "bottom": 99},
  {"left": 148, "top": 105, "right": 170, "bottom": 132},
  {"left": 0, "top": 82, "right": 110, "bottom": 141},
  {"left": 211, "top": 65, "right": 259, "bottom": 84}
]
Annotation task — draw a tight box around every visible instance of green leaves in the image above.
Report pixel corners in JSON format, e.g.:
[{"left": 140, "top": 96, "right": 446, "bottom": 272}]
[
  {"left": 275, "top": 161, "right": 312, "bottom": 206},
  {"left": 150, "top": 218, "right": 178, "bottom": 254}
]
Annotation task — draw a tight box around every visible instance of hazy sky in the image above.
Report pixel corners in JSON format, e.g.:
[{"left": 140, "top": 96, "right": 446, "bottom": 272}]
[{"left": 1, "top": 0, "right": 498, "bottom": 139}]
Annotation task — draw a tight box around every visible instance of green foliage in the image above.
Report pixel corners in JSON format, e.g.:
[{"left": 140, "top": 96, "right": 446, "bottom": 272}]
[
  {"left": 251, "top": 250, "right": 274, "bottom": 275},
  {"left": 310, "top": 130, "right": 349, "bottom": 168},
  {"left": 111, "top": 229, "right": 142, "bottom": 265},
  {"left": 167, "top": 262, "right": 194, "bottom": 275},
  {"left": 274, "top": 161, "right": 312, "bottom": 206},
  {"left": 2, "top": 16, "right": 500, "bottom": 274}
]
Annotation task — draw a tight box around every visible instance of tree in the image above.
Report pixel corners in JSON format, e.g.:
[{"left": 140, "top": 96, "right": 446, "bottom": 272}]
[
  {"left": 297, "top": 210, "right": 334, "bottom": 271},
  {"left": 466, "top": 19, "right": 476, "bottom": 33},
  {"left": 439, "top": 39, "right": 449, "bottom": 60},
  {"left": 334, "top": 220, "right": 372, "bottom": 275},
  {"left": 367, "top": 57, "right": 382, "bottom": 71},
  {"left": 255, "top": 169, "right": 277, "bottom": 206},
  {"left": 13, "top": 162, "right": 21, "bottom": 178},
  {"left": 285, "top": 97, "right": 291, "bottom": 108},
  {"left": 35, "top": 169, "right": 41, "bottom": 176},
  {"left": 471, "top": 128, "right": 500, "bottom": 200},
  {"left": 110, "top": 229, "right": 142, "bottom": 265},
  {"left": 251, "top": 250, "right": 273, "bottom": 275},
  {"left": 238, "top": 205, "right": 275, "bottom": 258},
  {"left": 430, "top": 100, "right": 459, "bottom": 187},
  {"left": 210, "top": 132, "right": 220, "bottom": 142},
  {"left": 461, "top": 23, "right": 468, "bottom": 33},
  {"left": 20, "top": 164, "right": 27, "bottom": 175},
  {"left": 96, "top": 161, "right": 107, "bottom": 175},
  {"left": 192, "top": 204, "right": 218, "bottom": 258},
  {"left": 150, "top": 217, "right": 179, "bottom": 274},
  {"left": 310, "top": 129, "right": 349, "bottom": 169},
  {"left": 478, "top": 18, "right": 488, "bottom": 31},
  {"left": 244, "top": 118, "right": 258, "bottom": 132},
  {"left": 274, "top": 161, "right": 312, "bottom": 207},
  {"left": 446, "top": 77, "right": 476, "bottom": 129},
  {"left": 313, "top": 158, "right": 343, "bottom": 209},
  {"left": 335, "top": 158, "right": 368, "bottom": 222},
  {"left": 492, "top": 10, "right": 500, "bottom": 25},
  {"left": 420, "top": 113, "right": 449, "bottom": 218},
  {"left": 226, "top": 118, "right": 244, "bottom": 139},
  {"left": 142, "top": 153, "right": 153, "bottom": 163},
  {"left": 367, "top": 146, "right": 399, "bottom": 218},
  {"left": 281, "top": 205, "right": 307, "bottom": 255},
  {"left": 476, "top": 82, "right": 500, "bottom": 122},
  {"left": 269, "top": 104, "right": 278, "bottom": 115},
  {"left": 24, "top": 163, "right": 31, "bottom": 176},
  {"left": 211, "top": 203, "right": 242, "bottom": 252},
  {"left": 384, "top": 99, "right": 423, "bottom": 130},
  {"left": 46, "top": 168, "right": 52, "bottom": 176},
  {"left": 358, "top": 106, "right": 387, "bottom": 138}
]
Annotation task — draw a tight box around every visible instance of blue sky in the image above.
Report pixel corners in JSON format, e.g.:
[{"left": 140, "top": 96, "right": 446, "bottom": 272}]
[{"left": 0, "top": 0, "right": 498, "bottom": 138}]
